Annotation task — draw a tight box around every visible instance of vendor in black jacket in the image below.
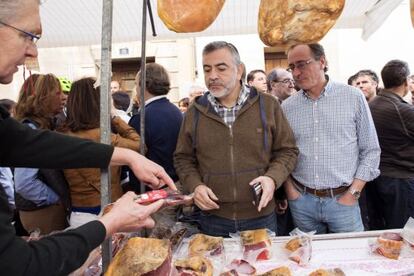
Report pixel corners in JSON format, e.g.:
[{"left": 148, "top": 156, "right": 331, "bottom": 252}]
[{"left": 0, "top": 0, "right": 176, "bottom": 275}]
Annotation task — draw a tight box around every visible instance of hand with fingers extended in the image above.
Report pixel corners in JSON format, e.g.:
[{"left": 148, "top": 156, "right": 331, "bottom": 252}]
[
  {"left": 193, "top": 184, "right": 220, "bottom": 210},
  {"left": 99, "top": 192, "right": 165, "bottom": 238},
  {"left": 249, "top": 176, "right": 276, "bottom": 212},
  {"left": 110, "top": 147, "right": 177, "bottom": 191}
]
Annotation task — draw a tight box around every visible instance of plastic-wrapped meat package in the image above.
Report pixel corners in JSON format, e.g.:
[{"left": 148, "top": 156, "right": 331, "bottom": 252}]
[
  {"left": 173, "top": 255, "right": 214, "bottom": 276},
  {"left": 106, "top": 237, "right": 172, "bottom": 275},
  {"left": 239, "top": 228, "right": 272, "bottom": 261},
  {"left": 402, "top": 217, "right": 414, "bottom": 248},
  {"left": 188, "top": 234, "right": 224, "bottom": 257},
  {"left": 370, "top": 232, "right": 404, "bottom": 260},
  {"left": 309, "top": 268, "right": 346, "bottom": 276},
  {"left": 285, "top": 228, "right": 314, "bottom": 266},
  {"left": 220, "top": 259, "right": 256, "bottom": 275},
  {"left": 135, "top": 188, "right": 193, "bottom": 207}
]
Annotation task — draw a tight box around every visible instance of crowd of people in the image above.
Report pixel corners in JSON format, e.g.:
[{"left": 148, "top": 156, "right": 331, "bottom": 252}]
[{"left": 0, "top": 0, "right": 413, "bottom": 274}]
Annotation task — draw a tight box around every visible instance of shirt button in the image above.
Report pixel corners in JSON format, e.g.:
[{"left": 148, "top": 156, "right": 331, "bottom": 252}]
[
  {"left": 315, "top": 137, "right": 319, "bottom": 142},
  {"left": 315, "top": 120, "right": 318, "bottom": 123},
  {"left": 315, "top": 175, "right": 319, "bottom": 179},
  {"left": 315, "top": 156, "right": 318, "bottom": 160}
]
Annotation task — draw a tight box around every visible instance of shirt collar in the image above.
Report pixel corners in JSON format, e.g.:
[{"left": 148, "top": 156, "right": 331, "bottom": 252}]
[
  {"left": 144, "top": 95, "right": 167, "bottom": 106},
  {"left": 207, "top": 85, "right": 250, "bottom": 109},
  {"left": 301, "top": 75, "right": 332, "bottom": 100}
]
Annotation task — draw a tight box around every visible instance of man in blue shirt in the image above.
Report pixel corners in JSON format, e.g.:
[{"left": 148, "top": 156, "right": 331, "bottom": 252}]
[
  {"left": 281, "top": 43, "right": 380, "bottom": 234},
  {"left": 129, "top": 63, "right": 183, "bottom": 188}
]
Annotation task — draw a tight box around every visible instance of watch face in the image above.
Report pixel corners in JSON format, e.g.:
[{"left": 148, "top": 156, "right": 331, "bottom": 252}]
[{"left": 351, "top": 189, "right": 361, "bottom": 199}]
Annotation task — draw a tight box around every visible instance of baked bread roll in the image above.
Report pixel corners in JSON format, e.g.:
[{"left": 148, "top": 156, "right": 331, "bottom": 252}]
[
  {"left": 157, "top": 0, "right": 225, "bottom": 33},
  {"left": 188, "top": 233, "right": 224, "bottom": 256},
  {"left": 106, "top": 237, "right": 171, "bottom": 276},
  {"left": 258, "top": 0, "right": 345, "bottom": 46}
]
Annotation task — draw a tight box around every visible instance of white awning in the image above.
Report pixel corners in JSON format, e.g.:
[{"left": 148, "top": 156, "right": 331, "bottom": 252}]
[{"left": 37, "top": 0, "right": 406, "bottom": 48}]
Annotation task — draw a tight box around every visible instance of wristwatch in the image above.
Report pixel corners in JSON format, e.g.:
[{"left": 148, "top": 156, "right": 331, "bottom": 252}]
[{"left": 349, "top": 188, "right": 361, "bottom": 200}]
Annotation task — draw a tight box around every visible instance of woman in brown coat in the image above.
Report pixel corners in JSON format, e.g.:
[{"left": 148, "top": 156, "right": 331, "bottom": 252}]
[{"left": 60, "top": 77, "right": 141, "bottom": 227}]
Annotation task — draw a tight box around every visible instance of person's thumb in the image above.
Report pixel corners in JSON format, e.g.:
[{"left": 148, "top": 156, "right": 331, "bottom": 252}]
[
  {"left": 141, "top": 217, "right": 156, "bottom": 229},
  {"left": 143, "top": 199, "right": 165, "bottom": 216}
]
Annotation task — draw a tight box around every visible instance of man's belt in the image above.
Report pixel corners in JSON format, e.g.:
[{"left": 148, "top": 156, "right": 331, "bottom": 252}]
[{"left": 293, "top": 179, "right": 349, "bottom": 198}]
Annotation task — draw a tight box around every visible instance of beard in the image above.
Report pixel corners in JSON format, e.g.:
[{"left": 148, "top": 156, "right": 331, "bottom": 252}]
[{"left": 207, "top": 76, "right": 238, "bottom": 99}]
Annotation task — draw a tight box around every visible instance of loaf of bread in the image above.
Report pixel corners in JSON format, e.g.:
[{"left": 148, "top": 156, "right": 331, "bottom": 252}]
[
  {"left": 157, "top": 0, "right": 225, "bottom": 33},
  {"left": 258, "top": 0, "right": 345, "bottom": 46}
]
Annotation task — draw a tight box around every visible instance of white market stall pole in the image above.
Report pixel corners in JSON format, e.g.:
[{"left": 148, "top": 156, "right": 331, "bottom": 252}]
[{"left": 99, "top": 0, "right": 114, "bottom": 272}]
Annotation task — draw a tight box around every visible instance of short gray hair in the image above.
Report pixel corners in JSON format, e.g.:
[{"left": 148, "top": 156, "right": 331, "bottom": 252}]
[
  {"left": 202, "top": 41, "right": 241, "bottom": 66},
  {"left": 0, "top": 0, "right": 40, "bottom": 23}
]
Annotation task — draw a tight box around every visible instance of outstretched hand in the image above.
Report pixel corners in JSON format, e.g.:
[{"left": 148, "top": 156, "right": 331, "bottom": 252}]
[
  {"left": 99, "top": 192, "right": 165, "bottom": 237},
  {"left": 110, "top": 147, "right": 176, "bottom": 190}
]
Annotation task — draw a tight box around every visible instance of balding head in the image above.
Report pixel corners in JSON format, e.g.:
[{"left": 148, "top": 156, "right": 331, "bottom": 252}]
[{"left": 267, "top": 68, "right": 296, "bottom": 102}]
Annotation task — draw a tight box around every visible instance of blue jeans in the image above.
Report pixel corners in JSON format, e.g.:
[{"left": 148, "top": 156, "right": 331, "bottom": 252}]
[
  {"left": 199, "top": 212, "right": 276, "bottom": 237},
  {"left": 288, "top": 191, "right": 363, "bottom": 234}
]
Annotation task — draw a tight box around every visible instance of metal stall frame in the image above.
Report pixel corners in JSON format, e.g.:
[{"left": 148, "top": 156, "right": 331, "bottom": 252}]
[{"left": 99, "top": 0, "right": 156, "bottom": 271}]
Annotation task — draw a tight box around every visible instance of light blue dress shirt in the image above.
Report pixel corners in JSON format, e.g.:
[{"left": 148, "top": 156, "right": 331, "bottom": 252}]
[
  {"left": 14, "top": 122, "right": 60, "bottom": 206},
  {"left": 281, "top": 80, "right": 380, "bottom": 189},
  {"left": 0, "top": 167, "right": 15, "bottom": 208}
]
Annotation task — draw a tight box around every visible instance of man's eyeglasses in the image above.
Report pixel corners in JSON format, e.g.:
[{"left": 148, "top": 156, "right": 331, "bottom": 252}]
[
  {"left": 287, "top": 59, "right": 313, "bottom": 72},
  {"left": 275, "top": 78, "right": 294, "bottom": 84},
  {"left": 0, "top": 21, "right": 41, "bottom": 44}
]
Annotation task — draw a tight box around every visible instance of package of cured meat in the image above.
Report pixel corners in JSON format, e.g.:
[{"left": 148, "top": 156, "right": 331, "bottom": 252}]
[
  {"left": 370, "top": 232, "right": 404, "bottom": 260},
  {"left": 234, "top": 228, "right": 273, "bottom": 262},
  {"left": 402, "top": 217, "right": 414, "bottom": 248},
  {"left": 188, "top": 233, "right": 225, "bottom": 257},
  {"left": 285, "top": 228, "right": 315, "bottom": 266},
  {"left": 134, "top": 188, "right": 193, "bottom": 207}
]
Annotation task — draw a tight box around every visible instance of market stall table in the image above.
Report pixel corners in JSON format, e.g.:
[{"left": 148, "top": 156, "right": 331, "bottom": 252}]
[{"left": 174, "top": 229, "right": 414, "bottom": 275}]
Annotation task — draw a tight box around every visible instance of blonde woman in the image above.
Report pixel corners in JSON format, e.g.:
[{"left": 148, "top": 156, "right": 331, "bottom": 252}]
[{"left": 14, "top": 74, "right": 67, "bottom": 234}]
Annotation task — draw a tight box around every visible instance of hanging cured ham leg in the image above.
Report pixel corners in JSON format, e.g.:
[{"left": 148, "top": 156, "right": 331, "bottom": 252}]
[
  {"left": 158, "top": 0, "right": 225, "bottom": 32},
  {"left": 258, "top": 0, "right": 345, "bottom": 46}
]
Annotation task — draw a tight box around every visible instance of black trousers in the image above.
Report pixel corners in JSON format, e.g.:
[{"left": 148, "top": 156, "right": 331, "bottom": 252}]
[{"left": 365, "top": 175, "right": 414, "bottom": 230}]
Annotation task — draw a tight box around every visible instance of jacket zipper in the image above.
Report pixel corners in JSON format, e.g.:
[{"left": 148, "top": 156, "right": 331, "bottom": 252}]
[{"left": 229, "top": 124, "right": 237, "bottom": 220}]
